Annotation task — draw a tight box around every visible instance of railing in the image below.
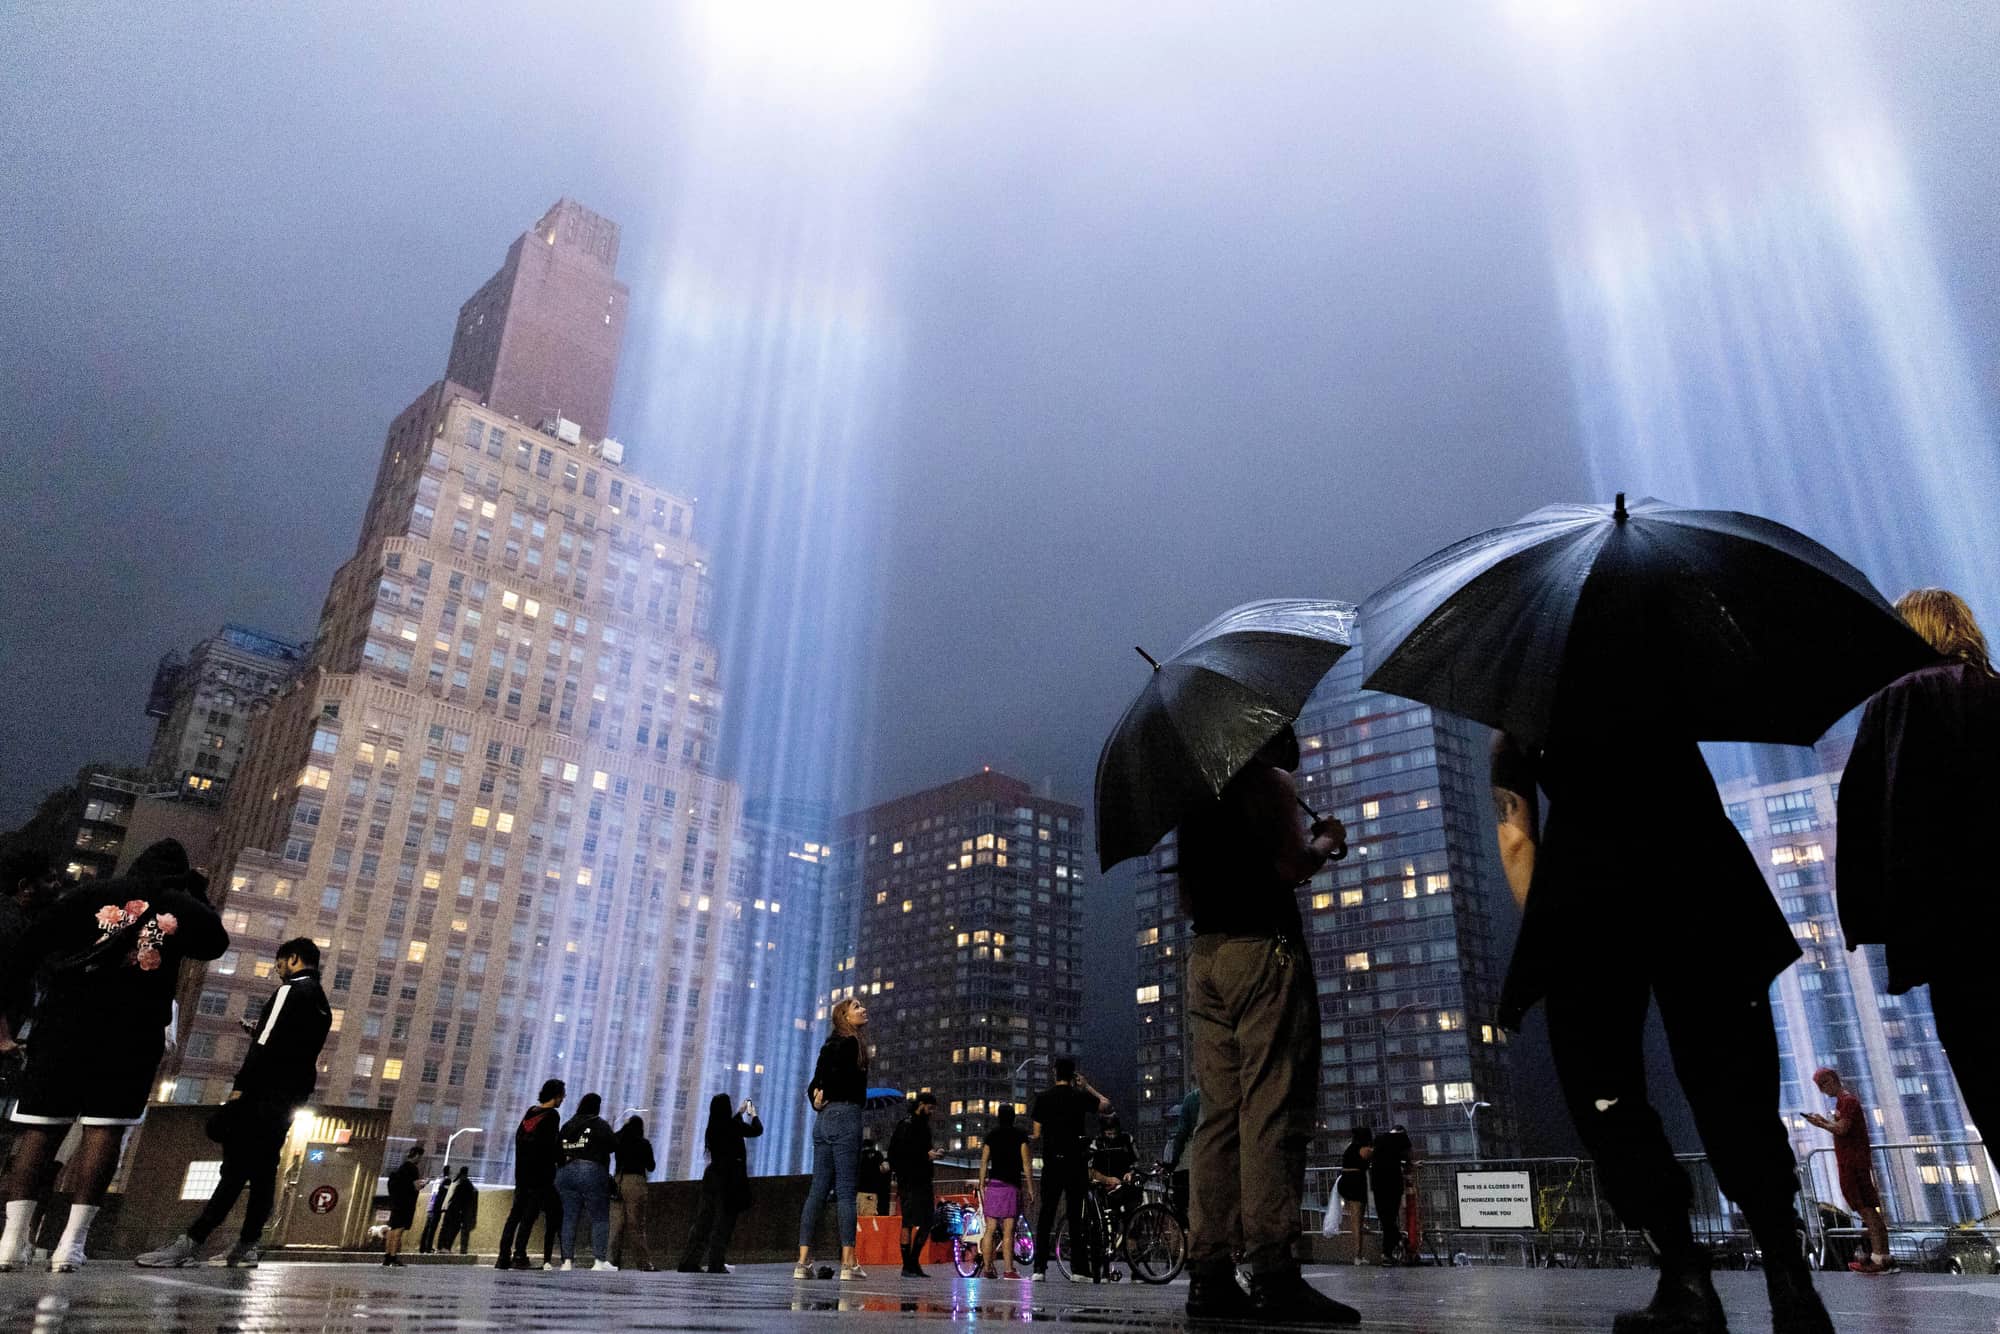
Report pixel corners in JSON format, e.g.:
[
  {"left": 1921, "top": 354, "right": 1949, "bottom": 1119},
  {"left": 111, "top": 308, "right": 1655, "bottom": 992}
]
[{"left": 1799, "top": 1139, "right": 2000, "bottom": 1273}]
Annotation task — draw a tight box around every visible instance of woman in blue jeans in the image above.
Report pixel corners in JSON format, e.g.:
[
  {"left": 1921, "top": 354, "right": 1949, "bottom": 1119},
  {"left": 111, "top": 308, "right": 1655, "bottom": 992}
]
[
  {"left": 795, "top": 997, "right": 869, "bottom": 1279},
  {"left": 555, "top": 1092, "right": 618, "bottom": 1270}
]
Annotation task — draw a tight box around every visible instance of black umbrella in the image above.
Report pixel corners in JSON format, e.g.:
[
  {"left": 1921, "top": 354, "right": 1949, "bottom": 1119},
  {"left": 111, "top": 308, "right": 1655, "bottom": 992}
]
[
  {"left": 1095, "top": 598, "right": 1356, "bottom": 873},
  {"left": 1359, "top": 495, "right": 1934, "bottom": 745}
]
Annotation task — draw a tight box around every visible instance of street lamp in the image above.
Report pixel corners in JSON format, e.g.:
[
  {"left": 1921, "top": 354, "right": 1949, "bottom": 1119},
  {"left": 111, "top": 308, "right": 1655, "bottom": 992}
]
[
  {"left": 442, "top": 1126, "right": 483, "bottom": 1175},
  {"left": 1466, "top": 1102, "right": 1493, "bottom": 1166}
]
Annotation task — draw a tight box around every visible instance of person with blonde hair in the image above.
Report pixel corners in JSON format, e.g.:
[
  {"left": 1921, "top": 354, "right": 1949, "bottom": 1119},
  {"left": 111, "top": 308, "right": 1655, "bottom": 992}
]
[
  {"left": 795, "top": 996, "right": 870, "bottom": 1280},
  {"left": 1839, "top": 586, "right": 2000, "bottom": 1143}
]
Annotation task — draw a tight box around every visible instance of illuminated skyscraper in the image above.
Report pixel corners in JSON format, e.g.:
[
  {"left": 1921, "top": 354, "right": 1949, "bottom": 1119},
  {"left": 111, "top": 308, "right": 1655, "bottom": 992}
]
[
  {"left": 825, "top": 771, "right": 1088, "bottom": 1152},
  {"left": 1133, "top": 643, "right": 1520, "bottom": 1165},
  {"left": 166, "top": 201, "right": 749, "bottom": 1179}
]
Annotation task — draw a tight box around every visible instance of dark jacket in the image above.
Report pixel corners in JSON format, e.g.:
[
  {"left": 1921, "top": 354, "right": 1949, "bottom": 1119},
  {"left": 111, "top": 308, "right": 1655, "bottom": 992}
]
[
  {"left": 513, "top": 1104, "right": 565, "bottom": 1185},
  {"left": 887, "top": 1113, "right": 934, "bottom": 1192},
  {"left": 808, "top": 1034, "right": 866, "bottom": 1106},
  {"left": 1494, "top": 729, "right": 1798, "bottom": 1027},
  {"left": 27, "top": 854, "right": 228, "bottom": 1034},
  {"left": 234, "top": 969, "right": 332, "bottom": 1106},
  {"left": 387, "top": 1161, "right": 421, "bottom": 1214},
  {"left": 560, "top": 1114, "right": 616, "bottom": 1170},
  {"left": 702, "top": 1113, "right": 763, "bottom": 1208},
  {"left": 615, "top": 1132, "right": 656, "bottom": 1179},
  {"left": 1370, "top": 1128, "right": 1412, "bottom": 1185},
  {"left": 443, "top": 1174, "right": 478, "bottom": 1228},
  {"left": 1837, "top": 661, "right": 2000, "bottom": 991}
]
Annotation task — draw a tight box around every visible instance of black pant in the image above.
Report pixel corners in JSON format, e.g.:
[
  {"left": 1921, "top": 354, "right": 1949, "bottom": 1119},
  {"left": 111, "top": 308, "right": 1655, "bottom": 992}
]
[
  {"left": 499, "top": 1180, "right": 562, "bottom": 1263},
  {"left": 1370, "top": 1171, "right": 1405, "bottom": 1258},
  {"left": 1034, "top": 1156, "right": 1093, "bottom": 1276},
  {"left": 678, "top": 1182, "right": 739, "bottom": 1270},
  {"left": 186, "top": 1104, "right": 289, "bottom": 1247},
  {"left": 1929, "top": 975, "right": 2000, "bottom": 1147},
  {"left": 418, "top": 1204, "right": 442, "bottom": 1252},
  {"left": 1545, "top": 975, "right": 1801, "bottom": 1259},
  {"left": 438, "top": 1210, "right": 473, "bottom": 1252}
]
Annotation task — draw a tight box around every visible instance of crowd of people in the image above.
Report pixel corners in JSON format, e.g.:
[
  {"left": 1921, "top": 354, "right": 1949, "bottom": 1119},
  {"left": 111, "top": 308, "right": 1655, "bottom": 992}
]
[{"left": 0, "top": 583, "right": 1991, "bottom": 1334}]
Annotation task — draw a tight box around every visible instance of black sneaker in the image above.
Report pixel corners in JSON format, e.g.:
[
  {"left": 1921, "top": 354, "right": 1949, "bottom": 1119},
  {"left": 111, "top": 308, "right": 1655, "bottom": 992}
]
[
  {"left": 1185, "top": 1267, "right": 1257, "bottom": 1320},
  {"left": 1249, "top": 1268, "right": 1362, "bottom": 1326},
  {"left": 1612, "top": 1247, "right": 1728, "bottom": 1334}
]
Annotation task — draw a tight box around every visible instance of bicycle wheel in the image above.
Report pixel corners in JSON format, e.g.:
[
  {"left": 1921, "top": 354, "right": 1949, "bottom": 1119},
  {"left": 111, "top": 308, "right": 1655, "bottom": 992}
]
[
  {"left": 1050, "top": 1217, "right": 1072, "bottom": 1281},
  {"left": 954, "top": 1236, "right": 982, "bottom": 1278},
  {"left": 1123, "top": 1203, "right": 1187, "bottom": 1284}
]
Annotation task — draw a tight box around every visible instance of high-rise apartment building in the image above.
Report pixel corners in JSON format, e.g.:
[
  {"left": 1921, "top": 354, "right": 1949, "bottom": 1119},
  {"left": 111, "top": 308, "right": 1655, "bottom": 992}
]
[
  {"left": 445, "top": 198, "right": 628, "bottom": 444},
  {"left": 826, "top": 771, "right": 1088, "bottom": 1153},
  {"left": 1134, "top": 643, "right": 1520, "bottom": 1165},
  {"left": 166, "top": 202, "right": 753, "bottom": 1180},
  {"left": 1723, "top": 743, "right": 1993, "bottom": 1223},
  {"left": 145, "top": 624, "right": 310, "bottom": 799}
]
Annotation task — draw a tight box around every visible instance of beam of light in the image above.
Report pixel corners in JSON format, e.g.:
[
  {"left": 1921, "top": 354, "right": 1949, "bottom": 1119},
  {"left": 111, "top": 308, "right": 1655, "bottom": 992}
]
[
  {"left": 622, "top": 4, "right": 928, "bottom": 1174},
  {"left": 1516, "top": 0, "right": 2000, "bottom": 652}
]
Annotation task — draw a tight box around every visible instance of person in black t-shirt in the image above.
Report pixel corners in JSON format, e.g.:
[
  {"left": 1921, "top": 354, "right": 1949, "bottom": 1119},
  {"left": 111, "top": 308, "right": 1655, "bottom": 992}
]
[
  {"left": 1030, "top": 1057, "right": 1110, "bottom": 1281},
  {"left": 977, "top": 1104, "right": 1034, "bottom": 1279},
  {"left": 1176, "top": 727, "right": 1357, "bottom": 1324},
  {"left": 383, "top": 1148, "right": 424, "bottom": 1266},
  {"left": 1369, "top": 1126, "right": 1412, "bottom": 1265},
  {"left": 888, "top": 1093, "right": 941, "bottom": 1276}
]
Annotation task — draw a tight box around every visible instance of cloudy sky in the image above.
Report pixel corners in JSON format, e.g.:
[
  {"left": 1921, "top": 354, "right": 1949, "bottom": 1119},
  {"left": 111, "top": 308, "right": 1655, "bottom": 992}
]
[{"left": 4, "top": 2, "right": 1996, "bottom": 1119}]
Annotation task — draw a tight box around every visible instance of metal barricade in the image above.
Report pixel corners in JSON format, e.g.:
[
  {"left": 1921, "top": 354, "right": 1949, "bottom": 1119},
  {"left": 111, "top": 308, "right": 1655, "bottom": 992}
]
[
  {"left": 1799, "top": 1139, "right": 1999, "bottom": 1273},
  {"left": 1308, "top": 1156, "right": 1616, "bottom": 1267}
]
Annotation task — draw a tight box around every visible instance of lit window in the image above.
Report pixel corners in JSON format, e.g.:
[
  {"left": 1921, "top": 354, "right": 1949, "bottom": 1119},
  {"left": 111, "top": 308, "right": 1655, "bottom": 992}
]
[
  {"left": 902, "top": 900, "right": 913, "bottom": 914},
  {"left": 563, "top": 763, "right": 580, "bottom": 783},
  {"left": 406, "top": 941, "right": 428, "bottom": 963},
  {"left": 1311, "top": 892, "right": 1333, "bottom": 910},
  {"left": 1137, "top": 927, "right": 1159, "bottom": 946},
  {"left": 181, "top": 1161, "right": 224, "bottom": 1201},
  {"left": 422, "top": 870, "right": 441, "bottom": 890},
  {"left": 495, "top": 812, "right": 514, "bottom": 833},
  {"left": 502, "top": 590, "right": 519, "bottom": 610},
  {"left": 891, "top": 841, "right": 904, "bottom": 854},
  {"left": 524, "top": 599, "right": 540, "bottom": 618},
  {"left": 472, "top": 807, "right": 490, "bottom": 827},
  {"left": 298, "top": 765, "right": 331, "bottom": 790},
  {"left": 592, "top": 770, "right": 609, "bottom": 791},
  {"left": 354, "top": 1054, "right": 375, "bottom": 1077},
  {"left": 1136, "top": 985, "right": 1161, "bottom": 1005},
  {"left": 577, "top": 868, "right": 592, "bottom": 886},
  {"left": 1344, "top": 951, "right": 1370, "bottom": 971},
  {"left": 1340, "top": 889, "right": 1364, "bottom": 907},
  {"left": 382, "top": 1059, "right": 404, "bottom": 1081}
]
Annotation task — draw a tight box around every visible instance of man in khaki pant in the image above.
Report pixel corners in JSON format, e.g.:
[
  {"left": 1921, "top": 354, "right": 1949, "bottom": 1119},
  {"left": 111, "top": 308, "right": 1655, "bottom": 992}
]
[{"left": 1176, "top": 726, "right": 1358, "bottom": 1325}]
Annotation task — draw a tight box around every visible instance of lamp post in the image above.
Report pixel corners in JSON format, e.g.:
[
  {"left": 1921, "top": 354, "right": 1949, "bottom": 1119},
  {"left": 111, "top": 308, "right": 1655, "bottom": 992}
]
[
  {"left": 442, "top": 1126, "right": 483, "bottom": 1175},
  {"left": 1466, "top": 1101, "right": 1493, "bottom": 1166}
]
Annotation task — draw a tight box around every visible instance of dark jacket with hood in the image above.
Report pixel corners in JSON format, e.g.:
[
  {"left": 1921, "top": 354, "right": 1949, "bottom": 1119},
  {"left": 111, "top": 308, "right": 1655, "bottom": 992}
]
[
  {"left": 514, "top": 1104, "right": 566, "bottom": 1186},
  {"left": 235, "top": 967, "right": 333, "bottom": 1107}
]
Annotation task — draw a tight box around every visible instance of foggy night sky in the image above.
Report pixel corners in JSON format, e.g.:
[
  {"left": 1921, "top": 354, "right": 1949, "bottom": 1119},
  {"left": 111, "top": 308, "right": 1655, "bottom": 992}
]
[{"left": 3, "top": 3, "right": 1997, "bottom": 1124}]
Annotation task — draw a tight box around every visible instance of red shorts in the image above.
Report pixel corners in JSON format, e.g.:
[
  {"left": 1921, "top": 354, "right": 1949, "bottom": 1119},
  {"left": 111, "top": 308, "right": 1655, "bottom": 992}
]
[{"left": 1839, "top": 1164, "right": 1882, "bottom": 1212}]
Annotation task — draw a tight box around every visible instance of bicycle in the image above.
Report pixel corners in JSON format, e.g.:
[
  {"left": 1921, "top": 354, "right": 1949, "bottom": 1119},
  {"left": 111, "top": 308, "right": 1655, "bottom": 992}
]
[
  {"left": 950, "top": 1202, "right": 1036, "bottom": 1278},
  {"left": 1046, "top": 1164, "right": 1188, "bottom": 1284}
]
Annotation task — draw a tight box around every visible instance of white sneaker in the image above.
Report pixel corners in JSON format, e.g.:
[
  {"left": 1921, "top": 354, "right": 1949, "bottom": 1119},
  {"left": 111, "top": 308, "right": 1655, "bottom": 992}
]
[
  {"left": 840, "top": 1264, "right": 866, "bottom": 1280},
  {"left": 50, "top": 1245, "right": 86, "bottom": 1274},
  {"left": 793, "top": 1264, "right": 813, "bottom": 1279},
  {"left": 592, "top": 1260, "right": 617, "bottom": 1271},
  {"left": 1030, "top": 1270, "right": 1045, "bottom": 1282},
  {"left": 560, "top": 1259, "right": 574, "bottom": 1271},
  {"left": 542, "top": 1260, "right": 555, "bottom": 1271},
  {"left": 135, "top": 1234, "right": 200, "bottom": 1268}
]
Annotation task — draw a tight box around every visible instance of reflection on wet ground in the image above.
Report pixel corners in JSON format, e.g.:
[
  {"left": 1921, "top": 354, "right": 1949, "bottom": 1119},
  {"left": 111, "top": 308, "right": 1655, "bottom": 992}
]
[{"left": 4, "top": 1261, "right": 1997, "bottom": 1331}]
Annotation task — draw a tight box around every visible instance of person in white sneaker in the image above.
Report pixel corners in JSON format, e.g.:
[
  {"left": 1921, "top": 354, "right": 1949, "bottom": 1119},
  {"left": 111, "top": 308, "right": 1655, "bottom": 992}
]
[{"left": 0, "top": 842, "right": 227, "bottom": 1273}]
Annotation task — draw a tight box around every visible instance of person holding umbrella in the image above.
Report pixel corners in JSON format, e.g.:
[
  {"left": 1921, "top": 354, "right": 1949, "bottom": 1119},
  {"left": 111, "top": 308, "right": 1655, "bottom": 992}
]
[
  {"left": 1365, "top": 496, "right": 1929, "bottom": 1334},
  {"left": 1096, "top": 598, "right": 1364, "bottom": 1324}
]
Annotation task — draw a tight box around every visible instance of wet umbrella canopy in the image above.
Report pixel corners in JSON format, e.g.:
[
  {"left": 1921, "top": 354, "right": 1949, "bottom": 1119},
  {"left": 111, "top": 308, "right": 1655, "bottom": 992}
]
[
  {"left": 1094, "top": 598, "right": 1355, "bottom": 873},
  {"left": 1358, "top": 495, "right": 1935, "bottom": 746}
]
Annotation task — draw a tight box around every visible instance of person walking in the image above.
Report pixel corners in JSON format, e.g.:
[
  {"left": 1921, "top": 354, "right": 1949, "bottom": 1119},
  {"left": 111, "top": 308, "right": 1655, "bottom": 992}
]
[
  {"left": 1030, "top": 1057, "right": 1111, "bottom": 1284},
  {"left": 495, "top": 1078, "right": 566, "bottom": 1270},
  {"left": 609, "top": 1114, "right": 657, "bottom": 1272},
  {"left": 437, "top": 1168, "right": 479, "bottom": 1254},
  {"left": 1805, "top": 1068, "right": 1894, "bottom": 1274},
  {"left": 679, "top": 1095, "right": 762, "bottom": 1273},
  {"left": 383, "top": 1147, "right": 425, "bottom": 1266},
  {"left": 888, "top": 1092, "right": 941, "bottom": 1277},
  {"left": 1370, "top": 1124, "right": 1413, "bottom": 1265},
  {"left": 795, "top": 997, "right": 870, "bottom": 1280},
  {"left": 1837, "top": 587, "right": 2000, "bottom": 1144},
  {"left": 0, "top": 840, "right": 228, "bottom": 1273},
  {"left": 137, "top": 937, "right": 333, "bottom": 1268},
  {"left": 1174, "top": 725, "right": 1359, "bottom": 1323},
  {"left": 976, "top": 1103, "right": 1033, "bottom": 1280},
  {"left": 1493, "top": 718, "right": 1834, "bottom": 1334},
  {"left": 555, "top": 1092, "right": 617, "bottom": 1270},
  {"left": 1333, "top": 1127, "right": 1373, "bottom": 1264}
]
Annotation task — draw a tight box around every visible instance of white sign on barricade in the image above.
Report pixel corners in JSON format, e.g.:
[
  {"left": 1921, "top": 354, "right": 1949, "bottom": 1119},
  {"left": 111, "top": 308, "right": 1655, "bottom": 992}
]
[{"left": 1456, "top": 1170, "right": 1534, "bottom": 1229}]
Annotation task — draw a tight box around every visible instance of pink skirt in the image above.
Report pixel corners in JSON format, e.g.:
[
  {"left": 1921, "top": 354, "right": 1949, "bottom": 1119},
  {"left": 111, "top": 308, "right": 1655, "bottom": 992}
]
[{"left": 982, "top": 1181, "right": 1020, "bottom": 1220}]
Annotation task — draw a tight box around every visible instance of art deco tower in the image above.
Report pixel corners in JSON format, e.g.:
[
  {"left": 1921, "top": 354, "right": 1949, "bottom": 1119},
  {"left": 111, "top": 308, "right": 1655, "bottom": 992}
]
[{"left": 166, "top": 202, "right": 772, "bottom": 1179}]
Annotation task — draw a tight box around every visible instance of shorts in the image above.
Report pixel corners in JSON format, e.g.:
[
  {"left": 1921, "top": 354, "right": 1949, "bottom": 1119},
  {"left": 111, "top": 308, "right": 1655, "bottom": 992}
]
[
  {"left": 9, "top": 1029, "right": 163, "bottom": 1128},
  {"left": 901, "top": 1192, "right": 934, "bottom": 1227},
  {"left": 983, "top": 1181, "right": 1020, "bottom": 1221},
  {"left": 1839, "top": 1165, "right": 1882, "bottom": 1212},
  {"left": 387, "top": 1201, "right": 418, "bottom": 1230}
]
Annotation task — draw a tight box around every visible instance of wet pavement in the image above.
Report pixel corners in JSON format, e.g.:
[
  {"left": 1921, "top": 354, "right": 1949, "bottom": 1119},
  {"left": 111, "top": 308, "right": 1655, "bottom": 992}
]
[{"left": 2, "top": 1261, "right": 1994, "bottom": 1331}]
